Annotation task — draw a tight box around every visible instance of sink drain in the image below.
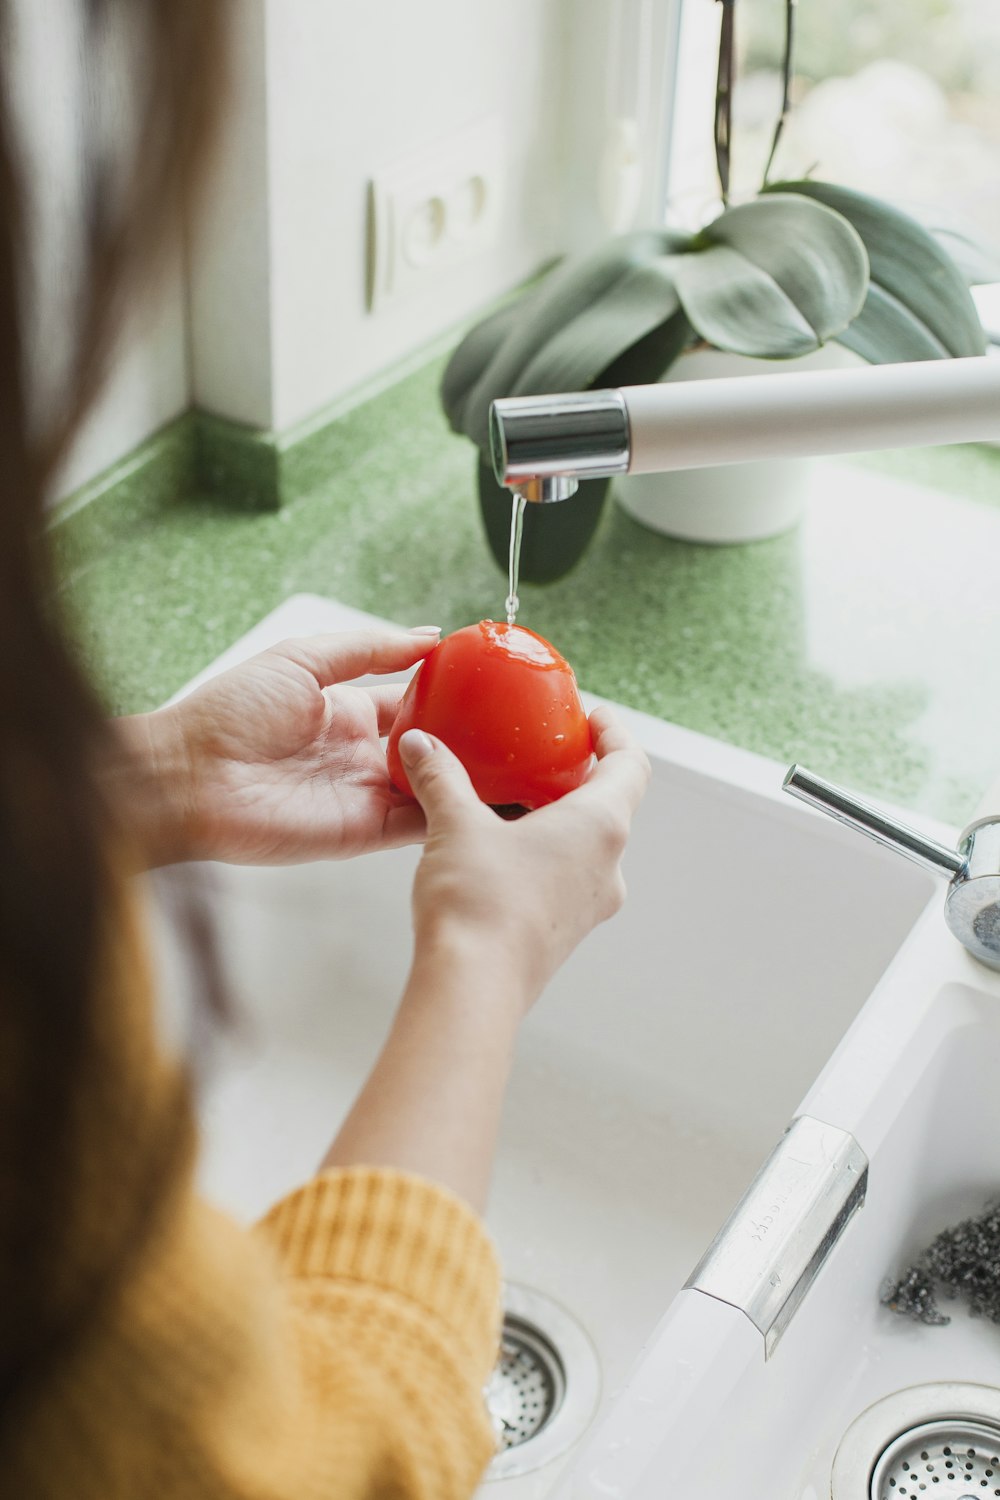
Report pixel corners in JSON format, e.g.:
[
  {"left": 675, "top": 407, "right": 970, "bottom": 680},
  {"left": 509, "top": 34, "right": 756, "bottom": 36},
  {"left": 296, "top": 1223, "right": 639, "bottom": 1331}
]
[
  {"left": 832, "top": 1384, "right": 1000, "bottom": 1500},
  {"left": 872, "top": 1419, "right": 1000, "bottom": 1496},
  {"left": 488, "top": 1317, "right": 563, "bottom": 1451},
  {"left": 484, "top": 1283, "right": 601, "bottom": 1482}
]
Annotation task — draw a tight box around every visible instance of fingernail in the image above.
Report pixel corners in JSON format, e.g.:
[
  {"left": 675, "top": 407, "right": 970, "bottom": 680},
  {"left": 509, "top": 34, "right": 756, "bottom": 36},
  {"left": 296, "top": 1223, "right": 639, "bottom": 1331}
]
[
  {"left": 399, "top": 728, "right": 436, "bottom": 762},
  {"left": 407, "top": 625, "right": 442, "bottom": 636}
]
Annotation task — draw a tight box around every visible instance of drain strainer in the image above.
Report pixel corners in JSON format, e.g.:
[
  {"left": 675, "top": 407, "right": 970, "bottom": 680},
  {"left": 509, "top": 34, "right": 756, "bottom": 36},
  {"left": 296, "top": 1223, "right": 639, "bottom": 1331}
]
[
  {"left": 833, "top": 1384, "right": 1000, "bottom": 1500},
  {"left": 872, "top": 1419, "right": 1000, "bottom": 1497},
  {"left": 487, "top": 1317, "right": 564, "bottom": 1451},
  {"left": 484, "top": 1283, "right": 601, "bottom": 1483}
]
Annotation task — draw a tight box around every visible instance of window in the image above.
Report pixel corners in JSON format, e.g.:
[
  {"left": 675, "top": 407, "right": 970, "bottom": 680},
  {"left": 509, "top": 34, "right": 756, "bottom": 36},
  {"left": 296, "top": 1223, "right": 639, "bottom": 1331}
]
[{"left": 665, "top": 0, "right": 1000, "bottom": 254}]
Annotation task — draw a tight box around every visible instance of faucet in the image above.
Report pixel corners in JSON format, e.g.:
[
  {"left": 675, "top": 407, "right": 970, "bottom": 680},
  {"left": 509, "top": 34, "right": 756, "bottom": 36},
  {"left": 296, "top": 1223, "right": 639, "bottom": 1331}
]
[
  {"left": 488, "top": 355, "right": 1000, "bottom": 964},
  {"left": 783, "top": 765, "right": 1000, "bottom": 971},
  {"left": 489, "top": 355, "right": 1000, "bottom": 503}
]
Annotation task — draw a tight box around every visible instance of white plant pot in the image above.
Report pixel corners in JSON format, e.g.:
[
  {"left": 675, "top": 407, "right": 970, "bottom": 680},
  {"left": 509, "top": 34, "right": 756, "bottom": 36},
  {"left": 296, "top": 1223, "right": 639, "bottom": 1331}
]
[{"left": 614, "top": 343, "right": 864, "bottom": 544}]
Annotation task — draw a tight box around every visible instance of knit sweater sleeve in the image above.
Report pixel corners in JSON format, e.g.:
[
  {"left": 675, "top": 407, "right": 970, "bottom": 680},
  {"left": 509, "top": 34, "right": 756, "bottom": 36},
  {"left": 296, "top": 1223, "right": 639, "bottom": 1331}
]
[
  {"left": 16, "top": 1135, "right": 504, "bottom": 1500},
  {"left": 250, "top": 1167, "right": 505, "bottom": 1499}
]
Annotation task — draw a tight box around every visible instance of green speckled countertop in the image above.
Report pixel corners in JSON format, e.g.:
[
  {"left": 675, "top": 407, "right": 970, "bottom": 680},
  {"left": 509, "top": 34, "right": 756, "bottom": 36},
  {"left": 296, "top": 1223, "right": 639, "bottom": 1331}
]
[{"left": 57, "top": 352, "right": 1000, "bottom": 827}]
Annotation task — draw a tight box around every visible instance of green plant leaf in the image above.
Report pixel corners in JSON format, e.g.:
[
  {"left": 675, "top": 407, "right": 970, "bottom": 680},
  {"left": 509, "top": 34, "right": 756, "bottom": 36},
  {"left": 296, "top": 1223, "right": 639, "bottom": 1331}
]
[
  {"left": 831, "top": 285, "right": 950, "bottom": 362},
  {"left": 672, "top": 193, "right": 869, "bottom": 358},
  {"left": 510, "top": 258, "right": 682, "bottom": 392},
  {"left": 440, "top": 293, "right": 539, "bottom": 428},
  {"left": 927, "top": 225, "right": 1000, "bottom": 289},
  {"left": 599, "top": 306, "right": 692, "bottom": 388},
  {"left": 768, "top": 180, "right": 986, "bottom": 360},
  {"left": 448, "top": 230, "right": 691, "bottom": 450},
  {"left": 672, "top": 245, "right": 816, "bottom": 357}
]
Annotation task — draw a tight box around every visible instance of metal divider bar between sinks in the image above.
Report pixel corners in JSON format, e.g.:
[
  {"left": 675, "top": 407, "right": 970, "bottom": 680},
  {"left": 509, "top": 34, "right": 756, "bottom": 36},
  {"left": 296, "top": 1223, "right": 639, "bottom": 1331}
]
[{"left": 685, "top": 1114, "right": 868, "bottom": 1358}]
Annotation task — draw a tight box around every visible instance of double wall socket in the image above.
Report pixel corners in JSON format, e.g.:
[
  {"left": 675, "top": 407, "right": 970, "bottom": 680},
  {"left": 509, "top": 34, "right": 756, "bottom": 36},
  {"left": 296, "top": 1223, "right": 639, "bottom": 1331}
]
[{"left": 367, "top": 116, "right": 505, "bottom": 312}]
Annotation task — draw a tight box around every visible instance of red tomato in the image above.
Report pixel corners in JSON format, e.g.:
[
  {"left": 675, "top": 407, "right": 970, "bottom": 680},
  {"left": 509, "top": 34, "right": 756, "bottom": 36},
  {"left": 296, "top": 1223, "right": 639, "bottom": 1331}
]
[{"left": 387, "top": 621, "right": 593, "bottom": 809}]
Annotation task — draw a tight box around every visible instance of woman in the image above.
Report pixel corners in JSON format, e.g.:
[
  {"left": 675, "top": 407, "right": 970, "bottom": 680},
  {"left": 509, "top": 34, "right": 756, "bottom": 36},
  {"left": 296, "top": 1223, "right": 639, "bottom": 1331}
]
[{"left": 0, "top": 3, "right": 649, "bottom": 1497}]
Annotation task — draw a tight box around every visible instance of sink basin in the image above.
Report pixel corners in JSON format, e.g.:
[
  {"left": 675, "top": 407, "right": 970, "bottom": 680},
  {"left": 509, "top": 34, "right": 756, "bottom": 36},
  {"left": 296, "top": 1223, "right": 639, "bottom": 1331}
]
[
  {"left": 566, "top": 943, "right": 1000, "bottom": 1499},
  {"left": 155, "top": 594, "right": 952, "bottom": 1498}
]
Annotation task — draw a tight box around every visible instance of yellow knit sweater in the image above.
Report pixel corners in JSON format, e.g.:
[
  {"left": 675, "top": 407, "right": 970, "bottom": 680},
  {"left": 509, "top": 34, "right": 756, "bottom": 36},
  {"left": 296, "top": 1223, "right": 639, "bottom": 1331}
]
[{"left": 0, "top": 881, "right": 503, "bottom": 1499}]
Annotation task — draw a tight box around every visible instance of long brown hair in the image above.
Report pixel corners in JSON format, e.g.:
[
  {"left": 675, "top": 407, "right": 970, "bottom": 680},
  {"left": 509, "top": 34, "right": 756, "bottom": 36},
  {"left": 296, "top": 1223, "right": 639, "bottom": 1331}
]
[{"left": 0, "top": 0, "right": 229, "bottom": 1420}]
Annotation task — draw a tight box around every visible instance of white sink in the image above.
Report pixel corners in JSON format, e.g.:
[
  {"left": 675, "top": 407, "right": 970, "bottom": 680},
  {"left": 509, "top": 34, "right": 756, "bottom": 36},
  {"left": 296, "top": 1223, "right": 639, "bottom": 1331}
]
[
  {"left": 565, "top": 936, "right": 1000, "bottom": 1500},
  {"left": 156, "top": 594, "right": 971, "bottom": 1499}
]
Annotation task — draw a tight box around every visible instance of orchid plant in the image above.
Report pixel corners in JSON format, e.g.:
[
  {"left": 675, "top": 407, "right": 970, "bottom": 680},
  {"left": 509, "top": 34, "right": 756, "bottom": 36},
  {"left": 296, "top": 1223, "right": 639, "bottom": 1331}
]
[{"left": 442, "top": 0, "right": 994, "bottom": 581}]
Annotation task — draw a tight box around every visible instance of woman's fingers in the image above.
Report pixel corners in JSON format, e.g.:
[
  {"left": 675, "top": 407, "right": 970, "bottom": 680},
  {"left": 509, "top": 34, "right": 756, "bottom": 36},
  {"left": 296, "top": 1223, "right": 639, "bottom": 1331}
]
[
  {"left": 589, "top": 704, "right": 632, "bottom": 757},
  {"left": 364, "top": 683, "right": 407, "bottom": 736},
  {"left": 269, "top": 628, "right": 440, "bottom": 688},
  {"left": 398, "top": 731, "right": 484, "bottom": 834},
  {"left": 381, "top": 800, "right": 428, "bottom": 848},
  {"left": 583, "top": 706, "right": 652, "bottom": 816}
]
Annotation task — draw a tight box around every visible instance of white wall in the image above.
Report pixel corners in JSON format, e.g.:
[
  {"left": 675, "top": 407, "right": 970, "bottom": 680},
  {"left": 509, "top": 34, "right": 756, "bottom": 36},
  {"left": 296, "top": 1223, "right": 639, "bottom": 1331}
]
[
  {"left": 39, "top": 0, "right": 678, "bottom": 491},
  {"left": 186, "top": 0, "right": 274, "bottom": 431},
  {"left": 190, "top": 0, "right": 681, "bottom": 435},
  {"left": 54, "top": 263, "right": 188, "bottom": 499},
  {"left": 6, "top": 0, "right": 188, "bottom": 500},
  {"left": 190, "top": 0, "right": 583, "bottom": 432}
]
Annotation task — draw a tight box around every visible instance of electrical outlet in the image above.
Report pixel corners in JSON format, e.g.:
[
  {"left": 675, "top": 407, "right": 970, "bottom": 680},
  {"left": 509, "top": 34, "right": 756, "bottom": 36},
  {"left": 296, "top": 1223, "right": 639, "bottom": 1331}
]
[{"left": 367, "top": 116, "right": 505, "bottom": 312}]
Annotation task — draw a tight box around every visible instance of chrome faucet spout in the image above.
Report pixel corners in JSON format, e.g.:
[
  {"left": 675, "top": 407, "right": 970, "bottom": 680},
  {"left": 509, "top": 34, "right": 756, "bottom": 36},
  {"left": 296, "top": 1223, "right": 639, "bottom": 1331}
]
[
  {"left": 489, "top": 390, "right": 629, "bottom": 503},
  {"left": 489, "top": 356, "right": 1000, "bottom": 502},
  {"left": 783, "top": 765, "right": 967, "bottom": 880}
]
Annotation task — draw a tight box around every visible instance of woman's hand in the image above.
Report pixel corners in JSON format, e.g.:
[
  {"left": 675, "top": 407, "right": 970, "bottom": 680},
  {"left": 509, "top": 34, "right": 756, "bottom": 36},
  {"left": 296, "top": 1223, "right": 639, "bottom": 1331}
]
[
  {"left": 116, "top": 628, "right": 440, "bottom": 866},
  {"left": 322, "top": 705, "right": 650, "bottom": 1210},
  {"left": 400, "top": 705, "right": 651, "bottom": 1013}
]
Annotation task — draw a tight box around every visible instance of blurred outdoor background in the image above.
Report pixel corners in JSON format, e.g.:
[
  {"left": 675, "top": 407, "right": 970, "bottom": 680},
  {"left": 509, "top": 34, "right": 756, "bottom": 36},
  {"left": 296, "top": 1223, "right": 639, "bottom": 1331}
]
[{"left": 668, "top": 0, "right": 1000, "bottom": 251}]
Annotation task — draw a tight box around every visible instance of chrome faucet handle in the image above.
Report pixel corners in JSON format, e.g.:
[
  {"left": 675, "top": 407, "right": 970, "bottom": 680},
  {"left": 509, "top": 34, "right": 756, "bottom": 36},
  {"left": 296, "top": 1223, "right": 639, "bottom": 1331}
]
[{"left": 783, "top": 765, "right": 1000, "bottom": 971}]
